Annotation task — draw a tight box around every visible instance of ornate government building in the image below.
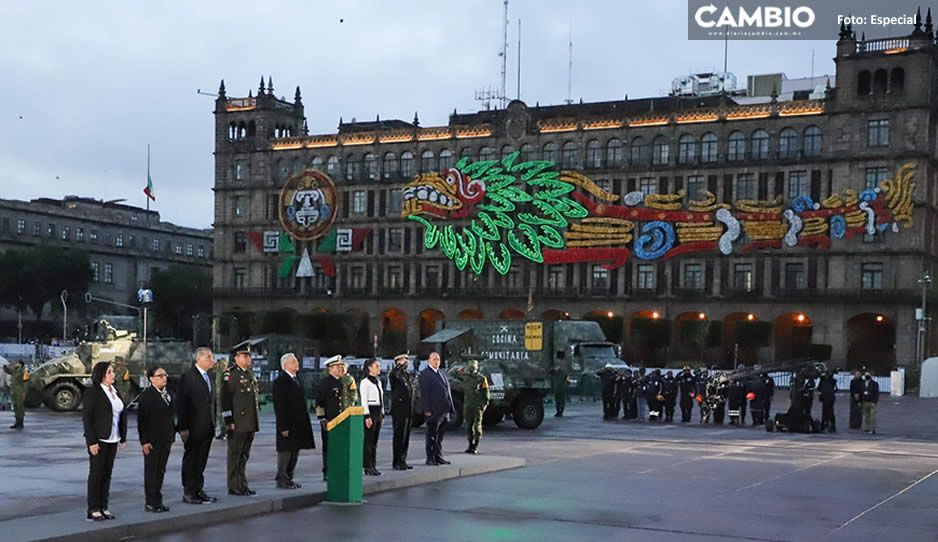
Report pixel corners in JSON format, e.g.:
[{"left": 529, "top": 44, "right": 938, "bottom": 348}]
[{"left": 212, "top": 22, "right": 938, "bottom": 372}]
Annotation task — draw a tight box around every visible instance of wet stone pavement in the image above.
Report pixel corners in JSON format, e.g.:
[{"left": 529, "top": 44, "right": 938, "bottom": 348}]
[{"left": 1, "top": 394, "right": 937, "bottom": 541}]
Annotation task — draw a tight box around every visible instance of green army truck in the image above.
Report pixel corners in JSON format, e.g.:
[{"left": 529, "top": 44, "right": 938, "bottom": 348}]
[
  {"left": 25, "top": 316, "right": 192, "bottom": 411},
  {"left": 424, "top": 319, "right": 626, "bottom": 429}
]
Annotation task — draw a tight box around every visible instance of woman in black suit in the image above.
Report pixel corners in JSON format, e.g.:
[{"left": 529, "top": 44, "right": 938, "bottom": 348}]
[{"left": 82, "top": 362, "right": 127, "bottom": 522}]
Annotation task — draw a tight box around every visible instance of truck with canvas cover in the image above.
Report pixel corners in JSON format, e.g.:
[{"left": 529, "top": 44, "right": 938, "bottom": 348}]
[{"left": 424, "top": 319, "right": 626, "bottom": 429}]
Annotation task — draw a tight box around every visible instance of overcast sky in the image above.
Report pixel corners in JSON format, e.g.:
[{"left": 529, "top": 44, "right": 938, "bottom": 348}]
[{"left": 0, "top": 1, "right": 862, "bottom": 229}]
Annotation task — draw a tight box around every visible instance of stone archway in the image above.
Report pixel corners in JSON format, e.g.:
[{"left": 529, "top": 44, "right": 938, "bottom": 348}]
[
  {"left": 723, "top": 312, "right": 759, "bottom": 367},
  {"left": 541, "top": 309, "right": 569, "bottom": 321},
  {"left": 673, "top": 311, "right": 710, "bottom": 364},
  {"left": 457, "top": 308, "right": 484, "bottom": 320},
  {"left": 583, "top": 309, "right": 623, "bottom": 344},
  {"left": 499, "top": 308, "right": 525, "bottom": 320},
  {"left": 774, "top": 312, "right": 812, "bottom": 362},
  {"left": 846, "top": 313, "right": 896, "bottom": 372},
  {"left": 380, "top": 308, "right": 407, "bottom": 357},
  {"left": 628, "top": 310, "right": 669, "bottom": 365}
]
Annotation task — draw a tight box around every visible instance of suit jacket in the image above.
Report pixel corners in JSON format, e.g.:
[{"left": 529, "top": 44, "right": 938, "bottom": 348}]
[
  {"left": 137, "top": 386, "right": 176, "bottom": 446},
  {"left": 273, "top": 372, "right": 315, "bottom": 451},
  {"left": 176, "top": 366, "right": 216, "bottom": 440},
  {"left": 862, "top": 379, "right": 880, "bottom": 403},
  {"left": 83, "top": 385, "right": 128, "bottom": 446},
  {"left": 316, "top": 375, "right": 343, "bottom": 421},
  {"left": 418, "top": 367, "right": 454, "bottom": 418}
]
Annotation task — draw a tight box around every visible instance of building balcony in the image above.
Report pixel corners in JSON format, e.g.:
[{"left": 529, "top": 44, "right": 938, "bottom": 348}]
[
  {"left": 673, "top": 287, "right": 709, "bottom": 300},
  {"left": 724, "top": 287, "right": 761, "bottom": 300}
]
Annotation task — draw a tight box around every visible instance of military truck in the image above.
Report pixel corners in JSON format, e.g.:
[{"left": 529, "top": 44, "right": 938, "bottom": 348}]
[
  {"left": 25, "top": 316, "right": 192, "bottom": 412},
  {"left": 424, "top": 319, "right": 626, "bottom": 429}
]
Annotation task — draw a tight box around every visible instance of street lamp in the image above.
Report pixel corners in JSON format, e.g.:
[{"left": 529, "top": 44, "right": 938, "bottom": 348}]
[
  {"left": 698, "top": 312, "right": 707, "bottom": 320},
  {"left": 917, "top": 271, "right": 932, "bottom": 363}
]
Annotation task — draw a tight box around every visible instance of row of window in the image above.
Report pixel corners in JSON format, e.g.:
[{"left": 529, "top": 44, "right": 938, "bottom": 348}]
[
  {"left": 231, "top": 120, "right": 891, "bottom": 184},
  {"left": 89, "top": 262, "right": 114, "bottom": 284},
  {"left": 5, "top": 218, "right": 208, "bottom": 258}
]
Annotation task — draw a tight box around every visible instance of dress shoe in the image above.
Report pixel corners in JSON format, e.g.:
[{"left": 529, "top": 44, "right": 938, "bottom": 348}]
[
  {"left": 86, "top": 511, "right": 106, "bottom": 522},
  {"left": 393, "top": 464, "right": 407, "bottom": 471},
  {"left": 196, "top": 491, "right": 217, "bottom": 503},
  {"left": 244, "top": 488, "right": 256, "bottom": 496},
  {"left": 145, "top": 504, "right": 168, "bottom": 513},
  {"left": 183, "top": 494, "right": 205, "bottom": 505},
  {"left": 436, "top": 458, "right": 451, "bottom": 465},
  {"left": 425, "top": 459, "right": 439, "bottom": 466},
  {"left": 405, "top": 464, "right": 414, "bottom": 470},
  {"left": 228, "top": 489, "right": 247, "bottom": 496},
  {"left": 101, "top": 509, "right": 115, "bottom": 520},
  {"left": 277, "top": 482, "right": 299, "bottom": 489}
]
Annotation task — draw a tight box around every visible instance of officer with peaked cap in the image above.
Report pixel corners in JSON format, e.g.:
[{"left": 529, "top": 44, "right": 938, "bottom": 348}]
[
  {"left": 222, "top": 345, "right": 259, "bottom": 496},
  {"left": 389, "top": 353, "right": 416, "bottom": 470},
  {"left": 315, "top": 355, "right": 344, "bottom": 480}
]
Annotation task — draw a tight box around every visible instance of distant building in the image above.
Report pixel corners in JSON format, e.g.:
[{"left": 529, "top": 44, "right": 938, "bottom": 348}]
[
  {"left": 211, "top": 23, "right": 938, "bottom": 372},
  {"left": 0, "top": 196, "right": 212, "bottom": 336}
]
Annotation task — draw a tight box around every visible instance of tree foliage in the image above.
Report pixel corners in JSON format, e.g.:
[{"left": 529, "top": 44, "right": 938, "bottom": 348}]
[
  {"left": 148, "top": 265, "right": 212, "bottom": 339},
  {"left": 0, "top": 246, "right": 92, "bottom": 321}
]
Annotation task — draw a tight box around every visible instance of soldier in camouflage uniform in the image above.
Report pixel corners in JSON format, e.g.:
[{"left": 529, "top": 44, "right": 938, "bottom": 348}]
[
  {"left": 113, "top": 356, "right": 132, "bottom": 400},
  {"left": 549, "top": 365, "right": 569, "bottom": 417},
  {"left": 214, "top": 357, "right": 229, "bottom": 440},
  {"left": 4, "top": 361, "right": 28, "bottom": 429},
  {"left": 339, "top": 363, "right": 359, "bottom": 411},
  {"left": 459, "top": 359, "right": 489, "bottom": 454},
  {"left": 222, "top": 346, "right": 259, "bottom": 496}
]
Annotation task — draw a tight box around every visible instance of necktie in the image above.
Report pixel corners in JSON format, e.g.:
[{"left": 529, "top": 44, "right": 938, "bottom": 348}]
[
  {"left": 203, "top": 372, "right": 212, "bottom": 393},
  {"left": 160, "top": 389, "right": 171, "bottom": 405}
]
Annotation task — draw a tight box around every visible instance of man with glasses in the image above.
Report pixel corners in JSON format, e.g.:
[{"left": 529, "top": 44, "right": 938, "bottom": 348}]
[{"left": 137, "top": 366, "right": 176, "bottom": 512}]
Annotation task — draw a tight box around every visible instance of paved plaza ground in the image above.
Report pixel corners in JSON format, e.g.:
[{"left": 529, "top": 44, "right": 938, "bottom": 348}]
[{"left": 1, "top": 394, "right": 936, "bottom": 541}]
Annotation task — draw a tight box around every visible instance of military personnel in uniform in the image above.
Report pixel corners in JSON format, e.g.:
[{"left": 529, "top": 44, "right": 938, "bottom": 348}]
[
  {"left": 113, "top": 357, "right": 132, "bottom": 401},
  {"left": 389, "top": 354, "right": 416, "bottom": 470},
  {"left": 214, "top": 356, "right": 229, "bottom": 440},
  {"left": 458, "top": 358, "right": 489, "bottom": 454},
  {"left": 4, "top": 361, "right": 28, "bottom": 429},
  {"left": 549, "top": 365, "right": 568, "bottom": 417},
  {"left": 315, "top": 356, "right": 345, "bottom": 480},
  {"left": 339, "top": 362, "right": 359, "bottom": 411},
  {"left": 222, "top": 346, "right": 259, "bottom": 496}
]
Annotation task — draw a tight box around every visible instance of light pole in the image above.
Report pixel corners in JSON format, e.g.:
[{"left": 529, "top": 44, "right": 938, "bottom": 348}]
[
  {"left": 917, "top": 271, "right": 932, "bottom": 363},
  {"left": 60, "top": 290, "right": 69, "bottom": 342}
]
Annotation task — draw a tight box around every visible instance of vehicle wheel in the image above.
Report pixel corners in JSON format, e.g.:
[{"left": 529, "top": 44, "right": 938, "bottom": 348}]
[
  {"left": 43, "top": 381, "right": 83, "bottom": 412},
  {"left": 513, "top": 394, "right": 544, "bottom": 429},
  {"left": 482, "top": 407, "right": 503, "bottom": 427},
  {"left": 446, "top": 397, "right": 464, "bottom": 431}
]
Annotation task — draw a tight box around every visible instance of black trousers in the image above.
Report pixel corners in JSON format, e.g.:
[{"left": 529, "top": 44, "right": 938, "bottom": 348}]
[
  {"left": 712, "top": 402, "right": 726, "bottom": 424},
  {"left": 425, "top": 414, "right": 448, "bottom": 462},
  {"left": 680, "top": 401, "right": 693, "bottom": 422},
  {"left": 87, "top": 441, "right": 118, "bottom": 513},
  {"left": 392, "top": 413, "right": 412, "bottom": 467},
  {"left": 821, "top": 401, "right": 836, "bottom": 432},
  {"left": 363, "top": 414, "right": 383, "bottom": 470},
  {"left": 320, "top": 422, "right": 329, "bottom": 475},
  {"left": 181, "top": 436, "right": 212, "bottom": 496},
  {"left": 144, "top": 444, "right": 171, "bottom": 506},
  {"left": 664, "top": 404, "right": 675, "bottom": 421},
  {"left": 849, "top": 400, "right": 862, "bottom": 429},
  {"left": 276, "top": 450, "right": 299, "bottom": 485}
]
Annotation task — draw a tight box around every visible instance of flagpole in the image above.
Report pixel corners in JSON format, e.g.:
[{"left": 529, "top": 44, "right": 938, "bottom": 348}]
[{"left": 146, "top": 144, "right": 150, "bottom": 221}]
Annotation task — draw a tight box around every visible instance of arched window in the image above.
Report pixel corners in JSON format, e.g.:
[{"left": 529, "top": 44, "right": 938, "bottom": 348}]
[
  {"left": 439, "top": 149, "right": 454, "bottom": 170},
  {"left": 630, "top": 136, "right": 649, "bottom": 165},
  {"left": 480, "top": 146, "right": 497, "bottom": 161},
  {"left": 292, "top": 157, "right": 304, "bottom": 173},
  {"left": 400, "top": 151, "right": 415, "bottom": 178},
  {"left": 561, "top": 141, "right": 578, "bottom": 168},
  {"left": 276, "top": 158, "right": 289, "bottom": 181},
  {"left": 653, "top": 136, "right": 671, "bottom": 165},
  {"left": 606, "top": 139, "right": 623, "bottom": 167},
  {"left": 419, "top": 150, "right": 435, "bottom": 173},
  {"left": 752, "top": 130, "right": 770, "bottom": 159},
  {"left": 500, "top": 145, "right": 514, "bottom": 161},
  {"left": 228, "top": 122, "right": 237, "bottom": 140},
  {"left": 701, "top": 133, "right": 718, "bottom": 163},
  {"left": 310, "top": 156, "right": 324, "bottom": 170},
  {"left": 873, "top": 69, "right": 888, "bottom": 95},
  {"left": 803, "top": 126, "right": 822, "bottom": 156},
  {"left": 520, "top": 143, "right": 536, "bottom": 162},
  {"left": 459, "top": 147, "right": 474, "bottom": 161},
  {"left": 345, "top": 154, "right": 361, "bottom": 181},
  {"left": 727, "top": 131, "right": 746, "bottom": 161},
  {"left": 585, "top": 140, "right": 602, "bottom": 168},
  {"left": 247, "top": 120, "right": 256, "bottom": 137},
  {"left": 857, "top": 70, "right": 872, "bottom": 96},
  {"left": 382, "top": 152, "right": 397, "bottom": 179},
  {"left": 326, "top": 155, "right": 339, "bottom": 175},
  {"left": 677, "top": 134, "right": 697, "bottom": 164},
  {"left": 890, "top": 67, "right": 905, "bottom": 94},
  {"left": 778, "top": 128, "right": 799, "bottom": 158},
  {"left": 363, "top": 153, "right": 378, "bottom": 179},
  {"left": 542, "top": 142, "right": 558, "bottom": 163},
  {"left": 238, "top": 121, "right": 247, "bottom": 139}
]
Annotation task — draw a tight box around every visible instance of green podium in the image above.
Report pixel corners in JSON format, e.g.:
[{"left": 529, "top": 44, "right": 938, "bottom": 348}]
[{"left": 326, "top": 406, "right": 364, "bottom": 503}]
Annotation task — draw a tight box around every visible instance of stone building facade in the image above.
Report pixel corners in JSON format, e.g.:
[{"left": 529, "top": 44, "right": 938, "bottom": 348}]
[
  {"left": 212, "top": 26, "right": 938, "bottom": 371},
  {"left": 0, "top": 196, "right": 212, "bottom": 334}
]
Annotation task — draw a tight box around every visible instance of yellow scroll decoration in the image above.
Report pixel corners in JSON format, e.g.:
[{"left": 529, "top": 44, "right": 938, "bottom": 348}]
[
  {"left": 687, "top": 191, "right": 729, "bottom": 213},
  {"left": 742, "top": 221, "right": 787, "bottom": 240},
  {"left": 561, "top": 171, "right": 620, "bottom": 202},
  {"left": 881, "top": 162, "right": 916, "bottom": 228},
  {"left": 735, "top": 196, "right": 783, "bottom": 214},
  {"left": 645, "top": 191, "right": 686, "bottom": 211}
]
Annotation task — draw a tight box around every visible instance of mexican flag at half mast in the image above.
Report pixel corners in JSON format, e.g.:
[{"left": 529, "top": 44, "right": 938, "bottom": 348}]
[{"left": 144, "top": 173, "right": 155, "bottom": 201}]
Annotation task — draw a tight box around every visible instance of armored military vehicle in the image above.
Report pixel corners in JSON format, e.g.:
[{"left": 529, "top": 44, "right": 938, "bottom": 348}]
[
  {"left": 25, "top": 316, "right": 193, "bottom": 411},
  {"left": 424, "top": 319, "right": 626, "bottom": 429}
]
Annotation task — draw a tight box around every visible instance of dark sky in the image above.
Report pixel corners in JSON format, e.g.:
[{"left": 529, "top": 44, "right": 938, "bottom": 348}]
[{"left": 0, "top": 0, "right": 845, "bottom": 229}]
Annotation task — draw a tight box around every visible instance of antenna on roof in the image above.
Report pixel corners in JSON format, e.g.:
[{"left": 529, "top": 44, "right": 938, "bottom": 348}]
[
  {"left": 565, "top": 32, "right": 573, "bottom": 105},
  {"left": 499, "top": 0, "right": 509, "bottom": 108},
  {"left": 516, "top": 18, "right": 522, "bottom": 100}
]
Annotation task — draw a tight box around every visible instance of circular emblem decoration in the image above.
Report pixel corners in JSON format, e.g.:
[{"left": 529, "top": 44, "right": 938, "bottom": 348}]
[{"left": 279, "top": 169, "right": 338, "bottom": 241}]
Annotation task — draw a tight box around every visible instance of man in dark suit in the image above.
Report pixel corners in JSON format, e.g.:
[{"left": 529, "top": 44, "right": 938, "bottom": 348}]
[
  {"left": 315, "top": 355, "right": 344, "bottom": 480},
  {"left": 419, "top": 352, "right": 455, "bottom": 466},
  {"left": 389, "top": 353, "right": 415, "bottom": 470},
  {"left": 138, "top": 366, "right": 176, "bottom": 513},
  {"left": 273, "top": 353, "right": 315, "bottom": 489},
  {"left": 175, "top": 347, "right": 217, "bottom": 504}
]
